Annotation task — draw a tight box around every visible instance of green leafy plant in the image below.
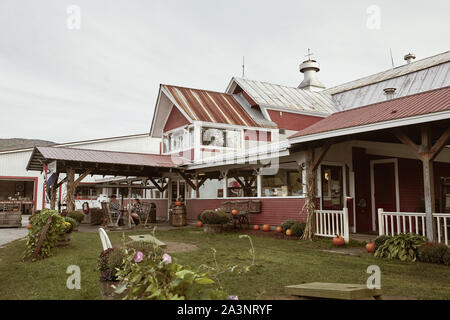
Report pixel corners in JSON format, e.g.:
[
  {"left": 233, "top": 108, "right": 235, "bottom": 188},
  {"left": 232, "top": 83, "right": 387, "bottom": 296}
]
[
  {"left": 374, "top": 235, "right": 391, "bottom": 250},
  {"left": 199, "top": 209, "right": 230, "bottom": 225},
  {"left": 443, "top": 249, "right": 450, "bottom": 266},
  {"left": 290, "top": 222, "right": 306, "bottom": 237},
  {"left": 64, "top": 217, "right": 78, "bottom": 233},
  {"left": 66, "top": 211, "right": 85, "bottom": 224},
  {"left": 374, "top": 233, "right": 426, "bottom": 262},
  {"left": 23, "top": 209, "right": 67, "bottom": 261},
  {"left": 114, "top": 245, "right": 228, "bottom": 300},
  {"left": 280, "top": 220, "right": 297, "bottom": 233},
  {"left": 418, "top": 243, "right": 449, "bottom": 264}
]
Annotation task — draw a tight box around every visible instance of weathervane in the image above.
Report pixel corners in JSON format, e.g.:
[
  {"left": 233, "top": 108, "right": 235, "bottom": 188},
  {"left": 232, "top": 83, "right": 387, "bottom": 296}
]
[{"left": 305, "top": 48, "right": 314, "bottom": 61}]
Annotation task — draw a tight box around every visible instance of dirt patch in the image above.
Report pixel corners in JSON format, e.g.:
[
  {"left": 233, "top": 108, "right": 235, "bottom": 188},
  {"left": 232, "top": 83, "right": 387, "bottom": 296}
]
[
  {"left": 237, "top": 229, "right": 302, "bottom": 240},
  {"left": 321, "top": 247, "right": 370, "bottom": 257},
  {"left": 164, "top": 241, "right": 199, "bottom": 253}
]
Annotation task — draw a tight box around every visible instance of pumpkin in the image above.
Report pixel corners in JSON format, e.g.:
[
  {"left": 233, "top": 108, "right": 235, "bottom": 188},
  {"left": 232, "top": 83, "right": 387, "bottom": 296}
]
[
  {"left": 231, "top": 209, "right": 239, "bottom": 216},
  {"left": 196, "top": 221, "right": 203, "bottom": 228},
  {"left": 366, "top": 242, "right": 375, "bottom": 253},
  {"left": 285, "top": 229, "right": 292, "bottom": 236},
  {"left": 253, "top": 225, "right": 260, "bottom": 230},
  {"left": 333, "top": 235, "right": 345, "bottom": 246},
  {"left": 276, "top": 226, "right": 283, "bottom": 233},
  {"left": 175, "top": 201, "right": 182, "bottom": 206},
  {"left": 262, "top": 224, "right": 270, "bottom": 232},
  {"left": 26, "top": 224, "right": 31, "bottom": 230}
]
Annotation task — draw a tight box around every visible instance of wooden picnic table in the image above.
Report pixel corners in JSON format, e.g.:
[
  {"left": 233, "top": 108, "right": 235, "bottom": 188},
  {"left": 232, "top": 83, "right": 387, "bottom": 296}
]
[
  {"left": 285, "top": 282, "right": 383, "bottom": 300},
  {"left": 128, "top": 234, "right": 166, "bottom": 249}
]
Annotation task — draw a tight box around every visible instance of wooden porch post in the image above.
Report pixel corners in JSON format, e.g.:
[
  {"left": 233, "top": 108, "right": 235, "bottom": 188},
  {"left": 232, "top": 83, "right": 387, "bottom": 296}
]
[
  {"left": 49, "top": 173, "right": 59, "bottom": 210},
  {"left": 393, "top": 126, "right": 450, "bottom": 242},
  {"left": 302, "top": 148, "right": 317, "bottom": 241},
  {"left": 222, "top": 170, "right": 228, "bottom": 198},
  {"left": 65, "top": 168, "right": 75, "bottom": 212},
  {"left": 421, "top": 126, "right": 436, "bottom": 241}
]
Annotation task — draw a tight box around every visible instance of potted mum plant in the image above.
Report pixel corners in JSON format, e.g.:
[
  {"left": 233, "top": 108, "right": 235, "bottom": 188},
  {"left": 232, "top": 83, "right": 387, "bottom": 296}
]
[
  {"left": 199, "top": 209, "right": 231, "bottom": 233},
  {"left": 57, "top": 217, "right": 76, "bottom": 247}
]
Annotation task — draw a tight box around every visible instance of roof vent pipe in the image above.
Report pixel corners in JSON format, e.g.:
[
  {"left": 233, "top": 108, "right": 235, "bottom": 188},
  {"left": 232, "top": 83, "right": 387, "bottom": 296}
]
[
  {"left": 404, "top": 53, "right": 416, "bottom": 64},
  {"left": 383, "top": 87, "right": 396, "bottom": 100},
  {"left": 298, "top": 59, "right": 325, "bottom": 92}
]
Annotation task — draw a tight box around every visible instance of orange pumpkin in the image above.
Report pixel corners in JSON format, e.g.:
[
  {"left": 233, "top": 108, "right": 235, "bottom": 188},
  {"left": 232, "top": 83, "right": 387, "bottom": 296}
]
[
  {"left": 26, "top": 224, "right": 31, "bottom": 230},
  {"left": 285, "top": 229, "right": 292, "bottom": 236},
  {"left": 196, "top": 221, "right": 203, "bottom": 228},
  {"left": 276, "top": 226, "right": 283, "bottom": 233},
  {"left": 175, "top": 201, "right": 182, "bottom": 206},
  {"left": 366, "top": 242, "right": 375, "bottom": 253},
  {"left": 333, "top": 236, "right": 345, "bottom": 246},
  {"left": 253, "top": 225, "right": 260, "bottom": 230},
  {"left": 231, "top": 209, "right": 239, "bottom": 216},
  {"left": 262, "top": 224, "right": 270, "bottom": 232}
]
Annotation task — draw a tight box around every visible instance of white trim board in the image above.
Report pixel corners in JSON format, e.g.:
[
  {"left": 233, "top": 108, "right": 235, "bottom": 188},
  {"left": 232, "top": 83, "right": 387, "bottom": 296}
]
[{"left": 290, "top": 110, "right": 450, "bottom": 144}]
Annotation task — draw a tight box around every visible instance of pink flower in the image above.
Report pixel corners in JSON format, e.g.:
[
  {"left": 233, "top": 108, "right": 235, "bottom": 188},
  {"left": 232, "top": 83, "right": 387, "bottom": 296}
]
[
  {"left": 229, "top": 295, "right": 238, "bottom": 300},
  {"left": 134, "top": 251, "right": 144, "bottom": 263},
  {"left": 162, "top": 253, "right": 172, "bottom": 264}
]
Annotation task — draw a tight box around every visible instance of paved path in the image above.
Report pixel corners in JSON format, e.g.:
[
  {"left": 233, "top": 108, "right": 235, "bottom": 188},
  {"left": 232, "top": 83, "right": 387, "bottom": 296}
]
[{"left": 0, "top": 215, "right": 29, "bottom": 248}]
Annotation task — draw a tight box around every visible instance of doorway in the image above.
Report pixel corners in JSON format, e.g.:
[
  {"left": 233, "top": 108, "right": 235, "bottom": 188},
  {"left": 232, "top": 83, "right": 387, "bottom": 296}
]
[{"left": 370, "top": 159, "right": 400, "bottom": 232}]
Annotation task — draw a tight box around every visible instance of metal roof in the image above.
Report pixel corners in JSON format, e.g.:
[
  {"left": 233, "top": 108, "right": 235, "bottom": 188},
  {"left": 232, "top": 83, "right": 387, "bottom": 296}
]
[
  {"left": 226, "top": 77, "right": 337, "bottom": 115},
  {"left": 324, "top": 51, "right": 450, "bottom": 95},
  {"left": 290, "top": 86, "right": 450, "bottom": 139},
  {"left": 27, "top": 146, "right": 183, "bottom": 172},
  {"left": 162, "top": 85, "right": 274, "bottom": 128}
]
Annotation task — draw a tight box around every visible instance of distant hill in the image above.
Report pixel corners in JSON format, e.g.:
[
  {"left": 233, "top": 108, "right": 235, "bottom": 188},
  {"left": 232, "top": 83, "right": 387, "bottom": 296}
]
[{"left": 0, "top": 138, "right": 55, "bottom": 151}]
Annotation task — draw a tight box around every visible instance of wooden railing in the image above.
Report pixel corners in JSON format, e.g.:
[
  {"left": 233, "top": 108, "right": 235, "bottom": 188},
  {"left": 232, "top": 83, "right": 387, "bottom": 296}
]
[
  {"left": 378, "top": 209, "right": 450, "bottom": 246},
  {"left": 314, "top": 209, "right": 349, "bottom": 243}
]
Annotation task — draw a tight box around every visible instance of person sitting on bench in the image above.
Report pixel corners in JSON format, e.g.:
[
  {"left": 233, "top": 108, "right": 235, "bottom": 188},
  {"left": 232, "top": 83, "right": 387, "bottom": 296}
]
[
  {"left": 109, "top": 195, "right": 121, "bottom": 224},
  {"left": 131, "top": 198, "right": 143, "bottom": 225}
]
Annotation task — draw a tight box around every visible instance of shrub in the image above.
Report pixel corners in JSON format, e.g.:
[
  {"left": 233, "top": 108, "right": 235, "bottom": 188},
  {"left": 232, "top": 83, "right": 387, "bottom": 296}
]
[
  {"left": 90, "top": 208, "right": 104, "bottom": 225},
  {"left": 375, "top": 233, "right": 426, "bottom": 262},
  {"left": 417, "top": 243, "right": 448, "bottom": 264},
  {"left": 23, "top": 209, "right": 67, "bottom": 261},
  {"left": 374, "top": 235, "right": 391, "bottom": 250},
  {"left": 66, "top": 211, "right": 85, "bottom": 224},
  {"left": 199, "top": 209, "right": 230, "bottom": 225},
  {"left": 125, "top": 241, "right": 158, "bottom": 256},
  {"left": 442, "top": 249, "right": 450, "bottom": 266},
  {"left": 99, "top": 248, "right": 116, "bottom": 281},
  {"left": 63, "top": 217, "right": 78, "bottom": 233},
  {"left": 281, "top": 220, "right": 297, "bottom": 233},
  {"left": 290, "top": 222, "right": 306, "bottom": 237}
]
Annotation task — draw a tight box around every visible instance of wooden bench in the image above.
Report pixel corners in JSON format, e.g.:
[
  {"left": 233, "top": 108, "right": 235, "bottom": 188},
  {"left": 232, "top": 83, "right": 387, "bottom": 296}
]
[{"left": 285, "top": 282, "right": 383, "bottom": 300}]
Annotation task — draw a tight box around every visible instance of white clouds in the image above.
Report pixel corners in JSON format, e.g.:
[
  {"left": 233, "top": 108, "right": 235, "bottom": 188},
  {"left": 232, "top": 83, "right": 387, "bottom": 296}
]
[{"left": 0, "top": 0, "right": 448, "bottom": 141}]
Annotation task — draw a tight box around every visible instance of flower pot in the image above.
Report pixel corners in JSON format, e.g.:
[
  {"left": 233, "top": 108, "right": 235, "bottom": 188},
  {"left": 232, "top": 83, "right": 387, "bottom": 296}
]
[
  {"left": 203, "top": 224, "right": 223, "bottom": 233},
  {"left": 57, "top": 233, "right": 71, "bottom": 247},
  {"left": 99, "top": 280, "right": 125, "bottom": 300}
]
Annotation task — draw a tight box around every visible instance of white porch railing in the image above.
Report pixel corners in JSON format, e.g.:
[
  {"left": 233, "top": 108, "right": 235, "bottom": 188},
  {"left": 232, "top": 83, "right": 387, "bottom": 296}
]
[
  {"left": 378, "top": 209, "right": 450, "bottom": 246},
  {"left": 314, "top": 209, "right": 349, "bottom": 243}
]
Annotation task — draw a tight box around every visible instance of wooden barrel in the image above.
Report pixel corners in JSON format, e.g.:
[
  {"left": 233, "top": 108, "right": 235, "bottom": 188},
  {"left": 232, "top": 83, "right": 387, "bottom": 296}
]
[{"left": 171, "top": 205, "right": 187, "bottom": 227}]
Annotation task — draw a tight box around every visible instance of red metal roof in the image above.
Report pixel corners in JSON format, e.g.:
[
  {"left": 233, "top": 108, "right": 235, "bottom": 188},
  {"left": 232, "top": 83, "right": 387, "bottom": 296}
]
[
  {"left": 290, "top": 86, "right": 450, "bottom": 139},
  {"left": 27, "top": 146, "right": 184, "bottom": 171},
  {"left": 162, "top": 85, "right": 270, "bottom": 128}
]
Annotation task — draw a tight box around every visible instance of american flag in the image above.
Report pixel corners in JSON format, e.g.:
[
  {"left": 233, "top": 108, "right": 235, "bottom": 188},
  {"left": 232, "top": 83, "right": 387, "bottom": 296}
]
[{"left": 43, "top": 163, "right": 57, "bottom": 204}]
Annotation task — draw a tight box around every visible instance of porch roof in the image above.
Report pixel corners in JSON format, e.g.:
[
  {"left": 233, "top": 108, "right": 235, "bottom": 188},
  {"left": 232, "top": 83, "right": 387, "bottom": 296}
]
[
  {"left": 289, "top": 86, "right": 450, "bottom": 143},
  {"left": 26, "top": 146, "right": 184, "bottom": 176}
]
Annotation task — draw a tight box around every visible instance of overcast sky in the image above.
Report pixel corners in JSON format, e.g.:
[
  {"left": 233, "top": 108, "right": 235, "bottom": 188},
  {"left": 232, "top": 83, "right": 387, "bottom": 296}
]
[{"left": 0, "top": 0, "right": 448, "bottom": 142}]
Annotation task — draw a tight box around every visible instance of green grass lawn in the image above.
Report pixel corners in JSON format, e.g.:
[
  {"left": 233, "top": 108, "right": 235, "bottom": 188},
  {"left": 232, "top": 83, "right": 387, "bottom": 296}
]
[{"left": 1, "top": 228, "right": 450, "bottom": 300}]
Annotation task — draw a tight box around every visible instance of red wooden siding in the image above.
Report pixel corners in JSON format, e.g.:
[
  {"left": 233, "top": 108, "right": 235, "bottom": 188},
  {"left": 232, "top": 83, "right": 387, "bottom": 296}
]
[
  {"left": 186, "top": 198, "right": 307, "bottom": 225},
  {"left": 244, "top": 130, "right": 272, "bottom": 142},
  {"left": 266, "top": 109, "right": 323, "bottom": 131},
  {"left": 163, "top": 106, "right": 191, "bottom": 133}
]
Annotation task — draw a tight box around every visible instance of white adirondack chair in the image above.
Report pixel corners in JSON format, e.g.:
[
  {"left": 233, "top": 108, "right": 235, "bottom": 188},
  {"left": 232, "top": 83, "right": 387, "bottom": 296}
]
[{"left": 98, "top": 227, "right": 112, "bottom": 251}]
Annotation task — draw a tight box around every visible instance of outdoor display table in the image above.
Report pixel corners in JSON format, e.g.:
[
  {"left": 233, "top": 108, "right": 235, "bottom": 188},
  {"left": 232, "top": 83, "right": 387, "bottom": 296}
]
[
  {"left": 285, "top": 282, "right": 383, "bottom": 300},
  {"left": 128, "top": 234, "right": 167, "bottom": 249}
]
